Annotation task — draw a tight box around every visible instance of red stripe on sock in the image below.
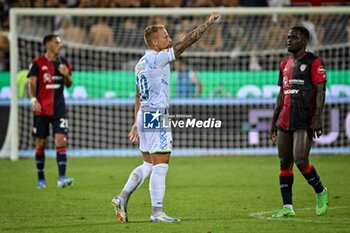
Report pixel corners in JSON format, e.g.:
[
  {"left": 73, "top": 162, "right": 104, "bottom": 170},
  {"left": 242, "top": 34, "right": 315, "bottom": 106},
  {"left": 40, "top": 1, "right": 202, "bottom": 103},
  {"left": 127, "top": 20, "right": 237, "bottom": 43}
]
[
  {"left": 280, "top": 168, "right": 294, "bottom": 176},
  {"left": 56, "top": 147, "right": 67, "bottom": 154},
  {"left": 301, "top": 164, "right": 313, "bottom": 175},
  {"left": 35, "top": 148, "right": 44, "bottom": 156}
]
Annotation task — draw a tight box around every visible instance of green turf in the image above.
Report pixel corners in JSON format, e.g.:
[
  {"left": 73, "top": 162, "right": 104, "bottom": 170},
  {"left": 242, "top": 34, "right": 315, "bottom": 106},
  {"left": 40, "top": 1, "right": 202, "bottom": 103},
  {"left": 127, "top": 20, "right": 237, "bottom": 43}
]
[{"left": 0, "top": 156, "right": 349, "bottom": 233}]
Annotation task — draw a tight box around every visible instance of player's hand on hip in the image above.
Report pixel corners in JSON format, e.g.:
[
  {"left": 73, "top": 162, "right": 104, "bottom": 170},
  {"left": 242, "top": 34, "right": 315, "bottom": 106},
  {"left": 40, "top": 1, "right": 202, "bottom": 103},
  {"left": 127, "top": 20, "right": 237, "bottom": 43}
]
[
  {"left": 129, "top": 123, "right": 139, "bottom": 142},
  {"left": 208, "top": 12, "right": 220, "bottom": 24}
]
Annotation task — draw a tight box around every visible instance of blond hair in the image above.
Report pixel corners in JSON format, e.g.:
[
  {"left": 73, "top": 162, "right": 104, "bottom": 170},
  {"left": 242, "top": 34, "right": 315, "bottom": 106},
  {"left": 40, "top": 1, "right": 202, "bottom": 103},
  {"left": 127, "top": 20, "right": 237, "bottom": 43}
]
[{"left": 143, "top": 24, "right": 165, "bottom": 48}]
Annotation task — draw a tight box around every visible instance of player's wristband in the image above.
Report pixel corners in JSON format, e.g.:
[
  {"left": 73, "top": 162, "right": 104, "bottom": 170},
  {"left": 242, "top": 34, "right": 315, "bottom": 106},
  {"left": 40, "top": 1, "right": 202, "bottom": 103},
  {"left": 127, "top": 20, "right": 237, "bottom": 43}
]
[{"left": 30, "top": 97, "right": 37, "bottom": 104}]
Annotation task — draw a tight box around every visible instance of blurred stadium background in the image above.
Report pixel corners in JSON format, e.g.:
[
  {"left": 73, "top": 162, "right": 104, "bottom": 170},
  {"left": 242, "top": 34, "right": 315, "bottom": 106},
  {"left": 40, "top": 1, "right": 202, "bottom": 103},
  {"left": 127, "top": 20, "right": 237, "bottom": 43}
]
[{"left": 0, "top": 0, "right": 350, "bottom": 159}]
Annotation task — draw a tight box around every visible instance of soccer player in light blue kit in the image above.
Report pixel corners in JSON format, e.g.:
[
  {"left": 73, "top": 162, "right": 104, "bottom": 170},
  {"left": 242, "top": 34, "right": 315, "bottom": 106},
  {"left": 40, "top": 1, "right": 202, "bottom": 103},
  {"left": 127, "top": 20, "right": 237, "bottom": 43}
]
[{"left": 112, "top": 12, "right": 220, "bottom": 223}]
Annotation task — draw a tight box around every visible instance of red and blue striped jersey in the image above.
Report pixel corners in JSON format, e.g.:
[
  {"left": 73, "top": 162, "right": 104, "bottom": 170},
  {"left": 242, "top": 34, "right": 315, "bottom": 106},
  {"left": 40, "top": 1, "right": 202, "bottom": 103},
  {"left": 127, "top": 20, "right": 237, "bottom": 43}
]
[
  {"left": 27, "top": 55, "right": 72, "bottom": 117},
  {"left": 277, "top": 51, "right": 327, "bottom": 131}
]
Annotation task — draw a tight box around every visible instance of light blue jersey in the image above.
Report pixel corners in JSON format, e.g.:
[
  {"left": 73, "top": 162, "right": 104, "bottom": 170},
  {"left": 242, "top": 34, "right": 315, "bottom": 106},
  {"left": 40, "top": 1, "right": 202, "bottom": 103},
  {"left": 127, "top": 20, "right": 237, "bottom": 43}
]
[
  {"left": 135, "top": 48, "right": 175, "bottom": 154},
  {"left": 135, "top": 48, "right": 175, "bottom": 109}
]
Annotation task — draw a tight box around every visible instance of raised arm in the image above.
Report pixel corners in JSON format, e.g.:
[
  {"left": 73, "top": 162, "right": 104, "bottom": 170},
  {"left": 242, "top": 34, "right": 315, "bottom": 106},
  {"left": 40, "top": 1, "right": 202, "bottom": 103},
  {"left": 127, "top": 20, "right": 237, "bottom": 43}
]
[{"left": 173, "top": 12, "right": 220, "bottom": 58}]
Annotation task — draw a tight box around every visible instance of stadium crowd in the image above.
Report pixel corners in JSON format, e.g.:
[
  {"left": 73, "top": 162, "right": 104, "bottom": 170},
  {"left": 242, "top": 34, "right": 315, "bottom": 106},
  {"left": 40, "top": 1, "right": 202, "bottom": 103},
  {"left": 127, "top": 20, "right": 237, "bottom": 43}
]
[{"left": 1, "top": 0, "right": 350, "bottom": 71}]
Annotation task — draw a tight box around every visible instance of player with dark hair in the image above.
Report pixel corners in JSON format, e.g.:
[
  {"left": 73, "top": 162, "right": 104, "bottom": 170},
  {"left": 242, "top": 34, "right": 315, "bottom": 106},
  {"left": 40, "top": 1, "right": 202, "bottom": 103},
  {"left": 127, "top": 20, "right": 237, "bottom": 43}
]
[
  {"left": 269, "top": 26, "right": 328, "bottom": 217},
  {"left": 111, "top": 12, "right": 220, "bottom": 223},
  {"left": 28, "top": 34, "right": 74, "bottom": 189}
]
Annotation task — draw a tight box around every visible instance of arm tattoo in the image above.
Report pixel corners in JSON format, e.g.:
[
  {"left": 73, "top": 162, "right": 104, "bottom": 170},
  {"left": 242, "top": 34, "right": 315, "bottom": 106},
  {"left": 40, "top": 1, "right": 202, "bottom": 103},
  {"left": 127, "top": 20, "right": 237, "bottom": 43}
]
[{"left": 173, "top": 21, "right": 212, "bottom": 58}]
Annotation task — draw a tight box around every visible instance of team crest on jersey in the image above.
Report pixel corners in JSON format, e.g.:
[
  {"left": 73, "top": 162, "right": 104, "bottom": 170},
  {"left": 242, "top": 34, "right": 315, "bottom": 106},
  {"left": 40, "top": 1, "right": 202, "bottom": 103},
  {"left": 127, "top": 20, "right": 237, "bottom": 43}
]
[
  {"left": 43, "top": 73, "right": 51, "bottom": 82},
  {"left": 317, "top": 66, "right": 326, "bottom": 74},
  {"left": 300, "top": 64, "right": 307, "bottom": 72}
]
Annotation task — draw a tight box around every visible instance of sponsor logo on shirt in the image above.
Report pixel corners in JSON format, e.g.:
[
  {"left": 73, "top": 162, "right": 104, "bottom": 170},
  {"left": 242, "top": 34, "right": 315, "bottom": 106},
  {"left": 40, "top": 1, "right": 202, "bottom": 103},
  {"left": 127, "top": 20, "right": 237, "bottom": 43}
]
[
  {"left": 52, "top": 75, "right": 63, "bottom": 80},
  {"left": 43, "top": 74, "right": 62, "bottom": 83},
  {"left": 289, "top": 79, "right": 304, "bottom": 85},
  {"left": 41, "top": 65, "right": 48, "bottom": 71},
  {"left": 284, "top": 77, "right": 304, "bottom": 87},
  {"left": 46, "top": 84, "right": 61, "bottom": 89},
  {"left": 284, "top": 89, "right": 299, "bottom": 95}
]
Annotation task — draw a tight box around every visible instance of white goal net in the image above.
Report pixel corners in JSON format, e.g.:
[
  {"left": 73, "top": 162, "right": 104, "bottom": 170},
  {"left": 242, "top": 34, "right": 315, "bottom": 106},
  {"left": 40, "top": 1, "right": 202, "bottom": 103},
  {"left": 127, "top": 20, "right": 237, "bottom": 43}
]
[{"left": 1, "top": 7, "right": 350, "bottom": 159}]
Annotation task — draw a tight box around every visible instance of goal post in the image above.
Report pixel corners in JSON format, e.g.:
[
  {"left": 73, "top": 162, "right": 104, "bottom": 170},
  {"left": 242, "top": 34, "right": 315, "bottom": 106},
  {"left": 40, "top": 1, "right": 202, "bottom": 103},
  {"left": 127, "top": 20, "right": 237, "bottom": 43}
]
[
  {"left": 2, "top": 6, "right": 350, "bottom": 159},
  {"left": 0, "top": 10, "right": 18, "bottom": 161}
]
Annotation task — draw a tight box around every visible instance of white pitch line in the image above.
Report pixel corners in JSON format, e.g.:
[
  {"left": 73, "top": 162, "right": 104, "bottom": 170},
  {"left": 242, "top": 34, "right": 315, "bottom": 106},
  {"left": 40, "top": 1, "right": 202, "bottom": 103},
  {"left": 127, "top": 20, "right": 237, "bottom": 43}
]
[{"left": 249, "top": 206, "right": 350, "bottom": 223}]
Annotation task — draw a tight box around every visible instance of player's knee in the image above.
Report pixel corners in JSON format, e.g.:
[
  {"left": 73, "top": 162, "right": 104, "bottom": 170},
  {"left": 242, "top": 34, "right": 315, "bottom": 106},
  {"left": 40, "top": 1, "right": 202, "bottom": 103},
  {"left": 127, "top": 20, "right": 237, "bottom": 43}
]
[
  {"left": 280, "top": 159, "right": 293, "bottom": 169},
  {"left": 55, "top": 136, "right": 67, "bottom": 147},
  {"left": 295, "top": 159, "right": 308, "bottom": 171},
  {"left": 152, "top": 163, "right": 169, "bottom": 176},
  {"left": 141, "top": 161, "right": 153, "bottom": 176},
  {"left": 36, "top": 139, "right": 46, "bottom": 149}
]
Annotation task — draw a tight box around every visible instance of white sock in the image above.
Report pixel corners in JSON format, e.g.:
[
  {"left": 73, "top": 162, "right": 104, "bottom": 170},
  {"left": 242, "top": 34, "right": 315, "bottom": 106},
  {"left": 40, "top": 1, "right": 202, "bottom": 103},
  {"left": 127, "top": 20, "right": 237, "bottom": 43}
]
[
  {"left": 283, "top": 204, "right": 293, "bottom": 210},
  {"left": 122, "top": 161, "right": 153, "bottom": 195},
  {"left": 149, "top": 163, "right": 169, "bottom": 209}
]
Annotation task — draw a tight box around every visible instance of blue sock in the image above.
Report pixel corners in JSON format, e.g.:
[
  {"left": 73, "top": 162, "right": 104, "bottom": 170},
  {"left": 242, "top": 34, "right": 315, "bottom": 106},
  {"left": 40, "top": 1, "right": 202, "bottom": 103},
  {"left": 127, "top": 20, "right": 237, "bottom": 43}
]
[
  {"left": 279, "top": 168, "right": 294, "bottom": 205},
  {"left": 35, "top": 148, "right": 45, "bottom": 181},
  {"left": 56, "top": 147, "right": 67, "bottom": 179},
  {"left": 301, "top": 164, "right": 324, "bottom": 194}
]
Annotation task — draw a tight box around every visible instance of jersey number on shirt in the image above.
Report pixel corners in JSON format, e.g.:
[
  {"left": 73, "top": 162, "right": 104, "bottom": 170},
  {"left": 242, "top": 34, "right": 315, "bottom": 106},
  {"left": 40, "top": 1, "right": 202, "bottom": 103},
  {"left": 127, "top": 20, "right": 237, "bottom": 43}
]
[
  {"left": 139, "top": 74, "right": 149, "bottom": 101},
  {"left": 60, "top": 118, "right": 68, "bottom": 129}
]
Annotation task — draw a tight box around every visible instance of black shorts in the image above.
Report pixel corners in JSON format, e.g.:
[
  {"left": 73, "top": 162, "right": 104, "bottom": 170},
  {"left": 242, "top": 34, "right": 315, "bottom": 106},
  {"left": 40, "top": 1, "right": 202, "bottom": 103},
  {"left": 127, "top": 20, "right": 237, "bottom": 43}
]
[{"left": 32, "top": 115, "right": 69, "bottom": 138}]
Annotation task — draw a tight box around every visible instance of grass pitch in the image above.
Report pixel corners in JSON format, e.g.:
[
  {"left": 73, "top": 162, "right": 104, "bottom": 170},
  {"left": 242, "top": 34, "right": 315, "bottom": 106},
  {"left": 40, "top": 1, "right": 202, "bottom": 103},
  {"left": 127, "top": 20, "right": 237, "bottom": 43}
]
[{"left": 0, "top": 155, "right": 349, "bottom": 233}]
